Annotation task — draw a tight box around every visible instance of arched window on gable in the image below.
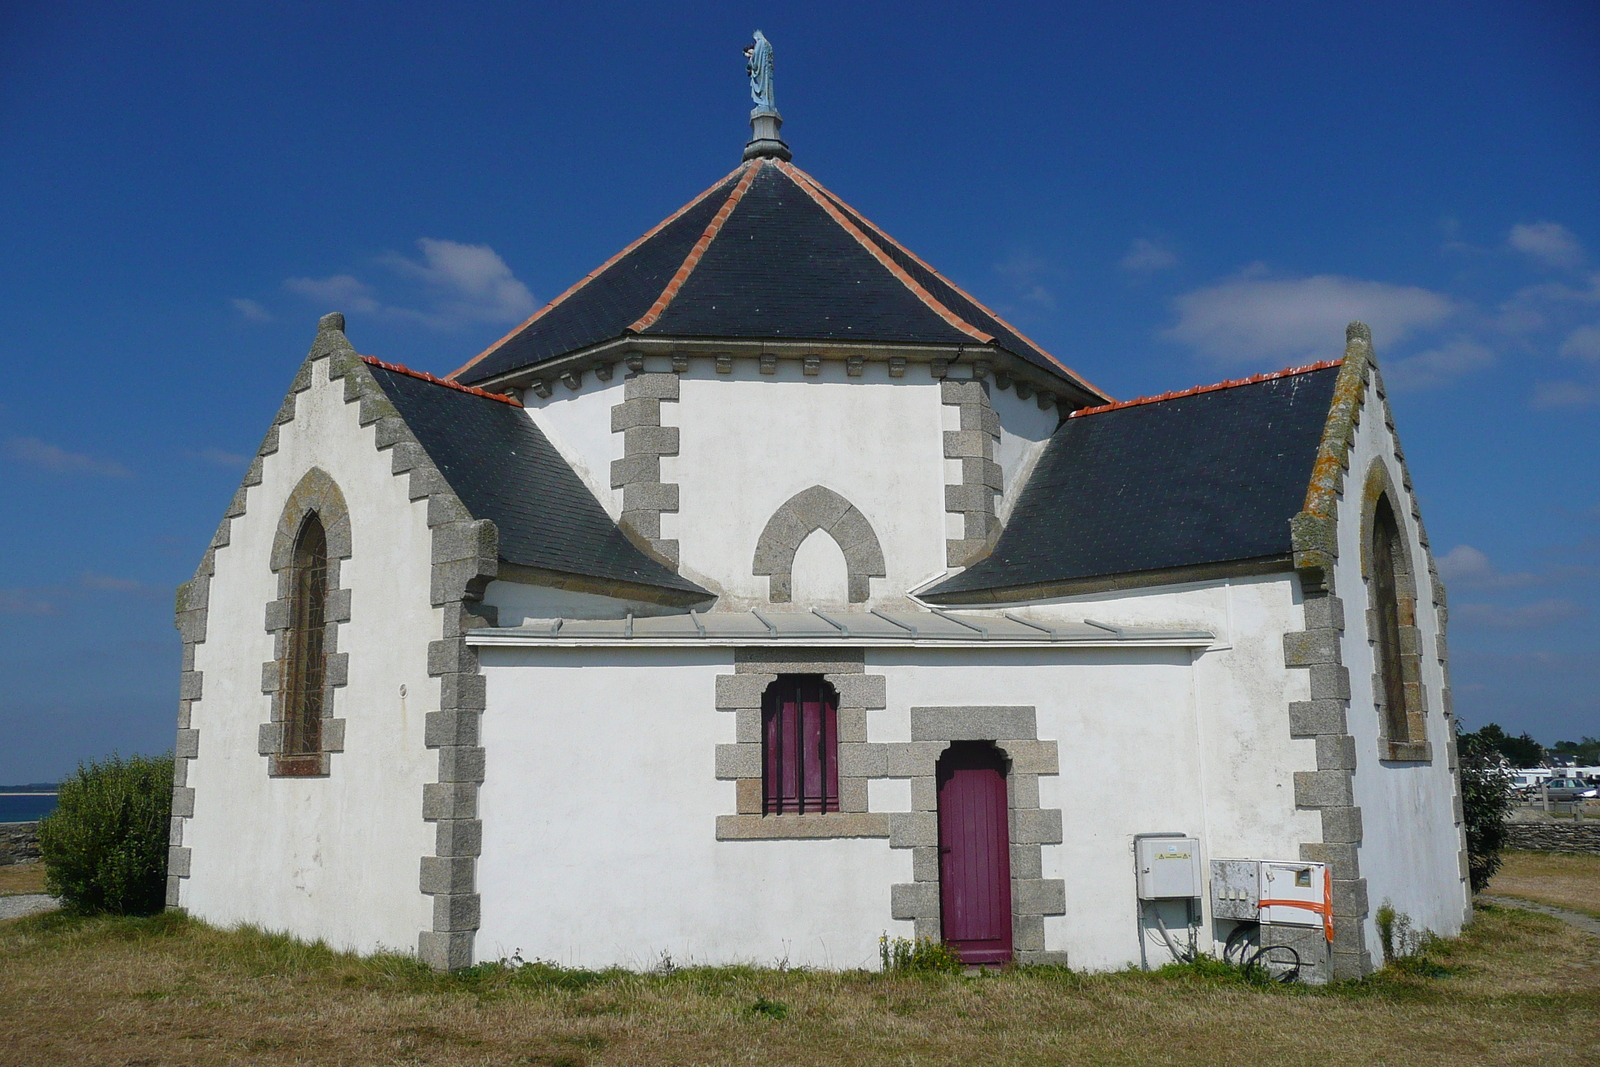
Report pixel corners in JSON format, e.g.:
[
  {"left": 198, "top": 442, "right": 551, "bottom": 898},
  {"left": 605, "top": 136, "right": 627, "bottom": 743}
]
[
  {"left": 762, "top": 675, "right": 839, "bottom": 814},
  {"left": 282, "top": 512, "right": 328, "bottom": 766},
  {"left": 1370, "top": 495, "right": 1411, "bottom": 745}
]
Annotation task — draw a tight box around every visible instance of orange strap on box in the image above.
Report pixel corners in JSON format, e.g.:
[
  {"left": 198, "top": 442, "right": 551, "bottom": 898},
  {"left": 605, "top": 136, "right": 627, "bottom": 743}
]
[{"left": 1257, "top": 868, "right": 1335, "bottom": 943}]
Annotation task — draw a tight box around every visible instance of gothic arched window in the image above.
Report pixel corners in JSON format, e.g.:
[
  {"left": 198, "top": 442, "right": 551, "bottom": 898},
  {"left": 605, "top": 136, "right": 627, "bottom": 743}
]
[
  {"left": 282, "top": 512, "right": 328, "bottom": 766},
  {"left": 1370, "top": 495, "right": 1410, "bottom": 744}
]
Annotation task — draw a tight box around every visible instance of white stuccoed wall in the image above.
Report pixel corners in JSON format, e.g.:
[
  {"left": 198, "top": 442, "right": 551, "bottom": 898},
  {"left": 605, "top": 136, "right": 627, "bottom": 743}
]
[
  {"left": 509, "top": 358, "right": 1066, "bottom": 610},
  {"left": 1333, "top": 377, "right": 1468, "bottom": 947},
  {"left": 474, "top": 573, "right": 1321, "bottom": 971},
  {"left": 521, "top": 373, "right": 626, "bottom": 521},
  {"left": 671, "top": 361, "right": 949, "bottom": 608},
  {"left": 182, "top": 358, "right": 437, "bottom": 953},
  {"left": 987, "top": 377, "right": 1062, "bottom": 522},
  {"left": 474, "top": 647, "right": 914, "bottom": 970}
]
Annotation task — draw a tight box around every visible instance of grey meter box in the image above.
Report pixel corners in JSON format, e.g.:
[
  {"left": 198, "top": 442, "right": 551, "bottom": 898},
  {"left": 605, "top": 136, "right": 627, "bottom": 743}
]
[{"left": 1135, "top": 837, "right": 1200, "bottom": 899}]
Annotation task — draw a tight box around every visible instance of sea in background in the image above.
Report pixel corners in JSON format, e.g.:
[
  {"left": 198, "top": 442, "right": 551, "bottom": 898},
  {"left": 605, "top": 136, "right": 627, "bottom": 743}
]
[{"left": 0, "top": 793, "right": 58, "bottom": 822}]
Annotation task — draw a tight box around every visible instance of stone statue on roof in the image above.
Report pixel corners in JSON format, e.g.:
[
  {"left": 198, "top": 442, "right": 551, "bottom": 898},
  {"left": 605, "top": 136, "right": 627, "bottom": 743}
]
[{"left": 745, "top": 31, "right": 776, "bottom": 113}]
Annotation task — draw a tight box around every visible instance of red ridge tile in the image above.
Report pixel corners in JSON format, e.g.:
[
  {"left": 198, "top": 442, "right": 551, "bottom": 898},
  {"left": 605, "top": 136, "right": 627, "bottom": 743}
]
[
  {"left": 1067, "top": 359, "right": 1343, "bottom": 419},
  {"left": 629, "top": 159, "right": 764, "bottom": 333},
  {"left": 362, "top": 357, "right": 524, "bottom": 406},
  {"left": 445, "top": 163, "right": 750, "bottom": 381},
  {"left": 776, "top": 161, "right": 995, "bottom": 345}
]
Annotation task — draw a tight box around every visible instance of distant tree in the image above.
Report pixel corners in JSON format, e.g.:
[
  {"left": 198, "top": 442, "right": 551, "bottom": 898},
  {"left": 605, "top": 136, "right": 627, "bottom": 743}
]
[
  {"left": 1552, "top": 737, "right": 1600, "bottom": 765},
  {"left": 1456, "top": 730, "right": 1514, "bottom": 894},
  {"left": 37, "top": 752, "right": 173, "bottom": 915},
  {"left": 1460, "top": 722, "right": 1544, "bottom": 768}
]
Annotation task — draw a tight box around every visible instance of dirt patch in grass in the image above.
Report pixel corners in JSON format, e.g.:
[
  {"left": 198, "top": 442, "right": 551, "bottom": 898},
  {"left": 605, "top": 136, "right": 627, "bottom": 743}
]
[
  {"left": 1, "top": 905, "right": 1596, "bottom": 1066},
  {"left": 1489, "top": 850, "right": 1600, "bottom": 918},
  {"left": 0, "top": 863, "right": 47, "bottom": 897}
]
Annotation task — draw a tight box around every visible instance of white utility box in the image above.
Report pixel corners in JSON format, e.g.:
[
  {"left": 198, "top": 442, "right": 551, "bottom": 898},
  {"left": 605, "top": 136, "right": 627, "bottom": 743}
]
[
  {"left": 1259, "top": 861, "right": 1329, "bottom": 929},
  {"left": 1135, "top": 837, "right": 1201, "bottom": 899},
  {"left": 1210, "top": 859, "right": 1330, "bottom": 930}
]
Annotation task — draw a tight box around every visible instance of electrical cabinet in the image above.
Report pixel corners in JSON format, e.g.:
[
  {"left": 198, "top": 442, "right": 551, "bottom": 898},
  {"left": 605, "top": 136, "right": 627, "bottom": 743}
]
[
  {"left": 1135, "top": 837, "right": 1200, "bottom": 899},
  {"left": 1209, "top": 859, "right": 1259, "bottom": 920},
  {"left": 1259, "top": 861, "right": 1329, "bottom": 929},
  {"left": 1209, "top": 859, "right": 1330, "bottom": 931}
]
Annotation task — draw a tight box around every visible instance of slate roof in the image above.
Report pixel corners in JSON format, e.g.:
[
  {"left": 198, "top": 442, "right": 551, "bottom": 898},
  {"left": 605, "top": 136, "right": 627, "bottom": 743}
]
[
  {"left": 364, "top": 359, "right": 709, "bottom": 599},
  {"left": 924, "top": 362, "right": 1344, "bottom": 601},
  {"left": 450, "top": 159, "right": 1105, "bottom": 405}
]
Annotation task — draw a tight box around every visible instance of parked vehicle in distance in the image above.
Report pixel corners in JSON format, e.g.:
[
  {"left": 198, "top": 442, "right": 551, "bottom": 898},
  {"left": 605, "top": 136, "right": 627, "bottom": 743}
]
[{"left": 1534, "top": 777, "right": 1597, "bottom": 802}]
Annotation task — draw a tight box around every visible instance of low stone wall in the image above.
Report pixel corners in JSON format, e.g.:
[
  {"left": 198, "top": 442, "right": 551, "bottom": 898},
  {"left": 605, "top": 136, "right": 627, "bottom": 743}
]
[
  {"left": 0, "top": 822, "right": 40, "bottom": 865},
  {"left": 1506, "top": 822, "right": 1600, "bottom": 855}
]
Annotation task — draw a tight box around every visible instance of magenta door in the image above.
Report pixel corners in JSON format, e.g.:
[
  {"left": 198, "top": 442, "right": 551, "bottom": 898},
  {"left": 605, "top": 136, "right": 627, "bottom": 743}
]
[{"left": 937, "top": 742, "right": 1012, "bottom": 964}]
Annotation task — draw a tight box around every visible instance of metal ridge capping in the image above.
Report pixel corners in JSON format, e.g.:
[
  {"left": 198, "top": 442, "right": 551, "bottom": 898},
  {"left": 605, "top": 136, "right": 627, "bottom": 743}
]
[
  {"left": 362, "top": 357, "right": 523, "bottom": 406},
  {"left": 1068, "top": 359, "right": 1344, "bottom": 419}
]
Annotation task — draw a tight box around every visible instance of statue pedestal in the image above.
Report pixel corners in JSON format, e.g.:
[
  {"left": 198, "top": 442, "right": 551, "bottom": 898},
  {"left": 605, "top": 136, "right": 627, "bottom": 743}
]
[{"left": 744, "top": 108, "right": 792, "bottom": 161}]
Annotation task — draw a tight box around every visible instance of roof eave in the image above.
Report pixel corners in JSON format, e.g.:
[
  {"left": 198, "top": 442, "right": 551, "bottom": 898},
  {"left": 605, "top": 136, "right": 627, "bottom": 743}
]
[
  {"left": 922, "top": 555, "right": 1296, "bottom": 606},
  {"left": 466, "top": 334, "right": 1106, "bottom": 410},
  {"left": 494, "top": 561, "right": 714, "bottom": 607}
]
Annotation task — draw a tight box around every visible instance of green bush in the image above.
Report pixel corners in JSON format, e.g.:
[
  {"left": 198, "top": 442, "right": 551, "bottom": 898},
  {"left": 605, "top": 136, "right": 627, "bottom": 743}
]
[
  {"left": 1456, "top": 731, "right": 1514, "bottom": 893},
  {"left": 37, "top": 752, "right": 174, "bottom": 915}
]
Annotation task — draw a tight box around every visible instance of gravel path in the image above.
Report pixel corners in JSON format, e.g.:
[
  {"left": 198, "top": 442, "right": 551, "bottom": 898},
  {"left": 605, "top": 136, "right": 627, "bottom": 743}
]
[
  {"left": 1480, "top": 895, "right": 1600, "bottom": 939},
  {"left": 0, "top": 894, "right": 59, "bottom": 920}
]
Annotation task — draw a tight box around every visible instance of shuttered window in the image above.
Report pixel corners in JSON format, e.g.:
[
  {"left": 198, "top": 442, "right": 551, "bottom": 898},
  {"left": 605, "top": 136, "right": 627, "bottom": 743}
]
[{"left": 762, "top": 676, "right": 839, "bottom": 815}]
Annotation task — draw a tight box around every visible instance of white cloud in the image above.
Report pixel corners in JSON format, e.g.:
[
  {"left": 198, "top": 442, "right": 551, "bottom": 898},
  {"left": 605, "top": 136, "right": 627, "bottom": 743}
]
[
  {"left": 1509, "top": 222, "right": 1584, "bottom": 269},
  {"left": 1438, "top": 545, "right": 1539, "bottom": 589},
  {"left": 1119, "top": 238, "right": 1178, "bottom": 273},
  {"left": 380, "top": 239, "right": 536, "bottom": 326},
  {"left": 195, "top": 447, "right": 249, "bottom": 467},
  {"left": 284, "top": 274, "right": 380, "bottom": 314},
  {"left": 1559, "top": 323, "right": 1600, "bottom": 363},
  {"left": 0, "top": 589, "right": 57, "bottom": 616},
  {"left": 4, "top": 437, "right": 131, "bottom": 477},
  {"left": 230, "top": 298, "right": 272, "bottom": 322},
  {"left": 1456, "top": 599, "right": 1585, "bottom": 629},
  {"left": 1164, "top": 272, "right": 1454, "bottom": 365},
  {"left": 286, "top": 240, "right": 535, "bottom": 329},
  {"left": 79, "top": 572, "right": 141, "bottom": 592},
  {"left": 1383, "top": 337, "right": 1496, "bottom": 392},
  {"left": 994, "top": 252, "right": 1056, "bottom": 307},
  {"left": 1530, "top": 380, "right": 1597, "bottom": 409}
]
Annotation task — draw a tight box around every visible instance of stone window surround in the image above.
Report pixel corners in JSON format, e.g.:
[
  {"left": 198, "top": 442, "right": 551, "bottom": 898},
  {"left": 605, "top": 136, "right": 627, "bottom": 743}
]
[
  {"left": 940, "top": 378, "right": 1004, "bottom": 568},
  {"left": 168, "top": 314, "right": 501, "bottom": 971},
  {"left": 713, "top": 650, "right": 1067, "bottom": 965},
  {"left": 751, "top": 486, "right": 886, "bottom": 604},
  {"left": 1285, "top": 322, "right": 1468, "bottom": 979},
  {"left": 259, "top": 467, "right": 353, "bottom": 777},
  {"left": 1359, "top": 460, "right": 1431, "bottom": 763}
]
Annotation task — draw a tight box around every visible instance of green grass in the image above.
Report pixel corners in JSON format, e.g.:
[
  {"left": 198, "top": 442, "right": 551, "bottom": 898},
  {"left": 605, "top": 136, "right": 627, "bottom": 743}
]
[{"left": 2, "top": 903, "right": 1596, "bottom": 1066}]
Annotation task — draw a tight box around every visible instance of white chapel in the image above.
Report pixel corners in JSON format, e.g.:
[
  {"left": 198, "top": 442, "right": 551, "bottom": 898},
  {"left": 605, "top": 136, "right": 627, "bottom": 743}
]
[{"left": 168, "top": 39, "right": 1469, "bottom": 980}]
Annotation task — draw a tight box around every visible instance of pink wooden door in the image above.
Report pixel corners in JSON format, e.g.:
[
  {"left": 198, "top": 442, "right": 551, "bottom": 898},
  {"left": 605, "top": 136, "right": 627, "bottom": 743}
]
[{"left": 937, "top": 743, "right": 1012, "bottom": 964}]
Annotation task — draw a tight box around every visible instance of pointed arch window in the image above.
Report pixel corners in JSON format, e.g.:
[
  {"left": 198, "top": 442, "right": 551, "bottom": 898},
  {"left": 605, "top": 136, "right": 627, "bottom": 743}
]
[
  {"left": 282, "top": 513, "right": 328, "bottom": 767},
  {"left": 1370, "top": 496, "right": 1409, "bottom": 744}
]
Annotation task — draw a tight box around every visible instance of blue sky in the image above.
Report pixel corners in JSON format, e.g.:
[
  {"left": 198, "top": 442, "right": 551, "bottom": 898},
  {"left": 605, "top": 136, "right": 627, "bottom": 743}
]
[{"left": 0, "top": 1, "right": 1595, "bottom": 781}]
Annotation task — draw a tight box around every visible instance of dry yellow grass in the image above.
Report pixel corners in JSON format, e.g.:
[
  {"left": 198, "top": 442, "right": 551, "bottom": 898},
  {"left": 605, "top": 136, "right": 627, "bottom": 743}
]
[
  {"left": 0, "top": 903, "right": 1596, "bottom": 1067},
  {"left": 1489, "top": 850, "right": 1600, "bottom": 917},
  {"left": 0, "top": 863, "right": 47, "bottom": 897}
]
